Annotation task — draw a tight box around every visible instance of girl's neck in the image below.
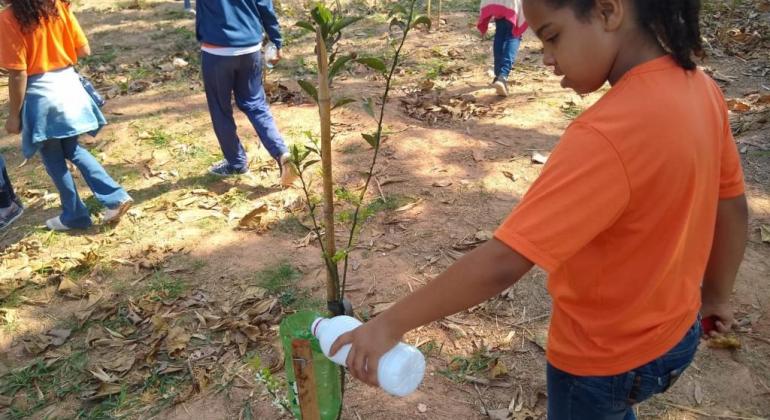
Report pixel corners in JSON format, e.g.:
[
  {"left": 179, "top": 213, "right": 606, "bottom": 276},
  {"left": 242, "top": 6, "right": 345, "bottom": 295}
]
[{"left": 607, "top": 31, "right": 667, "bottom": 86}]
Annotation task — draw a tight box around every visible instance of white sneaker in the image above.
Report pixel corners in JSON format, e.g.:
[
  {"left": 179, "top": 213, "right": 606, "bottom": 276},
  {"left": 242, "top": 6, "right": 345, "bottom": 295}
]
[
  {"left": 493, "top": 79, "right": 508, "bottom": 97},
  {"left": 104, "top": 198, "right": 133, "bottom": 224},
  {"left": 279, "top": 153, "right": 299, "bottom": 188},
  {"left": 46, "top": 216, "right": 71, "bottom": 231}
]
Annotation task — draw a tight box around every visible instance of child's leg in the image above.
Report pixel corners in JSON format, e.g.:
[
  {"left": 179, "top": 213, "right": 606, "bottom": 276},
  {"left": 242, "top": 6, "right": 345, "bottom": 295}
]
[
  {"left": 39, "top": 139, "right": 92, "bottom": 228},
  {"left": 494, "top": 19, "right": 518, "bottom": 81},
  {"left": 201, "top": 52, "right": 249, "bottom": 171},
  {"left": 183, "top": 0, "right": 191, "bottom": 9},
  {"left": 0, "top": 154, "right": 17, "bottom": 208},
  {"left": 546, "top": 319, "right": 700, "bottom": 420},
  {"left": 493, "top": 20, "right": 505, "bottom": 78},
  {"left": 61, "top": 136, "right": 130, "bottom": 209},
  {"left": 233, "top": 52, "right": 289, "bottom": 161}
]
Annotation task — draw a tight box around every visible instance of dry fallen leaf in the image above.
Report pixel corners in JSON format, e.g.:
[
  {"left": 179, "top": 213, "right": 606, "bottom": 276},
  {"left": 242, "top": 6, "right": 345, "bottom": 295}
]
[
  {"left": 726, "top": 99, "right": 751, "bottom": 112},
  {"left": 238, "top": 202, "right": 269, "bottom": 230},
  {"left": 89, "top": 366, "right": 119, "bottom": 383},
  {"left": 707, "top": 334, "right": 741, "bottom": 349},
  {"left": 694, "top": 382, "right": 704, "bottom": 405},
  {"left": 488, "top": 358, "right": 509, "bottom": 379},
  {"left": 760, "top": 224, "right": 770, "bottom": 243},
  {"left": 432, "top": 180, "right": 452, "bottom": 188},
  {"left": 166, "top": 326, "right": 191, "bottom": 356}
]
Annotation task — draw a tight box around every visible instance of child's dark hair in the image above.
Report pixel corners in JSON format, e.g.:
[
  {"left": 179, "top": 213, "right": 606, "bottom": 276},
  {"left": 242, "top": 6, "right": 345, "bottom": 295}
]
[
  {"left": 546, "top": 0, "right": 704, "bottom": 70},
  {"left": 10, "top": 0, "right": 70, "bottom": 33}
]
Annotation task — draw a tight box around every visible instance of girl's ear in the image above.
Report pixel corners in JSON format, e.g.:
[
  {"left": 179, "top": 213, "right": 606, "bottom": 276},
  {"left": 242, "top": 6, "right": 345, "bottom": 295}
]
[{"left": 594, "top": 0, "right": 624, "bottom": 32}]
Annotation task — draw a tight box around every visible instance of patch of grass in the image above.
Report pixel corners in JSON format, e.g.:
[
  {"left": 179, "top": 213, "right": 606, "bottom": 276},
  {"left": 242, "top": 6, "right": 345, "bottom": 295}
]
[
  {"left": 561, "top": 101, "right": 584, "bottom": 120},
  {"left": 145, "top": 128, "right": 173, "bottom": 147},
  {"left": 256, "top": 263, "right": 319, "bottom": 311},
  {"left": 439, "top": 347, "right": 498, "bottom": 382},
  {"left": 1, "top": 351, "right": 90, "bottom": 418},
  {"left": 418, "top": 340, "right": 444, "bottom": 358},
  {"left": 146, "top": 272, "right": 187, "bottom": 301},
  {"left": 0, "top": 289, "right": 24, "bottom": 310},
  {"left": 257, "top": 263, "right": 300, "bottom": 293},
  {"left": 337, "top": 195, "right": 413, "bottom": 223},
  {"left": 0, "top": 145, "right": 15, "bottom": 154},
  {"left": 77, "top": 387, "right": 134, "bottom": 419},
  {"left": 83, "top": 195, "right": 105, "bottom": 216},
  {"left": 80, "top": 47, "right": 117, "bottom": 67},
  {"left": 140, "top": 371, "right": 188, "bottom": 415}
]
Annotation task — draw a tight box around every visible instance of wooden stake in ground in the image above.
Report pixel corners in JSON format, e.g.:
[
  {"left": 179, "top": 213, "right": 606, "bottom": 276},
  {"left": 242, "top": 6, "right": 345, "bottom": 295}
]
[
  {"left": 426, "top": 0, "right": 432, "bottom": 27},
  {"left": 292, "top": 339, "right": 321, "bottom": 420},
  {"left": 315, "top": 27, "right": 341, "bottom": 306}
]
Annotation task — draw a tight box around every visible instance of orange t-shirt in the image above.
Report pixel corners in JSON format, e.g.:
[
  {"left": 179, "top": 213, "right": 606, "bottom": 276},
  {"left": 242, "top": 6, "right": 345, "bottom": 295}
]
[
  {"left": 495, "top": 56, "right": 745, "bottom": 376},
  {"left": 0, "top": 1, "right": 88, "bottom": 75}
]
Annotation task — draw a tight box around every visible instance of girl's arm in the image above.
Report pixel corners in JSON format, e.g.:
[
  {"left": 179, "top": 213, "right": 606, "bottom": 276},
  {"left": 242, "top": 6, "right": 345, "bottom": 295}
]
[
  {"left": 76, "top": 44, "right": 91, "bottom": 58},
  {"left": 701, "top": 194, "right": 748, "bottom": 334},
  {"left": 4, "top": 69, "right": 27, "bottom": 134},
  {"left": 330, "top": 238, "right": 534, "bottom": 386}
]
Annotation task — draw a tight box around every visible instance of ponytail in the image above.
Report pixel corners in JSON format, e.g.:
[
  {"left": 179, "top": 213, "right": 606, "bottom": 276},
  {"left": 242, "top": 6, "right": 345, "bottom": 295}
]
[{"left": 635, "top": 0, "right": 704, "bottom": 70}]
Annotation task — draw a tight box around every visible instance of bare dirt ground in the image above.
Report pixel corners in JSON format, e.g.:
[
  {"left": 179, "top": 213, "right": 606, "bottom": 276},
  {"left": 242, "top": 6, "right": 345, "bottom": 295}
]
[{"left": 1, "top": 0, "right": 769, "bottom": 419}]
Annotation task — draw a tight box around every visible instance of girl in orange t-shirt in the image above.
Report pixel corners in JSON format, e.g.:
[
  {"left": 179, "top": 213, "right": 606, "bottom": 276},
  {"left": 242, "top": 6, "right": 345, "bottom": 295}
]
[
  {"left": 0, "top": 0, "right": 132, "bottom": 230},
  {"left": 327, "top": 1, "right": 748, "bottom": 419}
]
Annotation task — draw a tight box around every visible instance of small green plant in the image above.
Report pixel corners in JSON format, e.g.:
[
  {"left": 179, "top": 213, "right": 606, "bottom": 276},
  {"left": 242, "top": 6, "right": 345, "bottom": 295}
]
[
  {"left": 439, "top": 347, "right": 498, "bottom": 382},
  {"left": 291, "top": 1, "right": 430, "bottom": 315},
  {"left": 146, "top": 272, "right": 186, "bottom": 301},
  {"left": 248, "top": 355, "right": 290, "bottom": 413}
]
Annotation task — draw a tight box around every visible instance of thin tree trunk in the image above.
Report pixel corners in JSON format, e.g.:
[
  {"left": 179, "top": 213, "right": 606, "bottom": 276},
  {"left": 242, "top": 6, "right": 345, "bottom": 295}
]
[
  {"left": 426, "top": 0, "right": 432, "bottom": 26},
  {"left": 437, "top": 0, "right": 442, "bottom": 29},
  {"left": 315, "top": 29, "right": 340, "bottom": 305}
]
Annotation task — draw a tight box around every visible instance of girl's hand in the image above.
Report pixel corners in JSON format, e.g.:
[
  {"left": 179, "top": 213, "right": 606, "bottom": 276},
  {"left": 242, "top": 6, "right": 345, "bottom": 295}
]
[
  {"left": 329, "top": 317, "right": 401, "bottom": 387},
  {"left": 700, "top": 301, "right": 734, "bottom": 337},
  {"left": 5, "top": 116, "right": 21, "bottom": 134},
  {"left": 270, "top": 49, "right": 282, "bottom": 66}
]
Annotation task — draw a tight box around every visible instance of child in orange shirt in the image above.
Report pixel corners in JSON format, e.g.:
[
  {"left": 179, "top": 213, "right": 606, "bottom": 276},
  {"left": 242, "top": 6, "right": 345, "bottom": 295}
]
[
  {"left": 0, "top": 0, "right": 132, "bottom": 230},
  {"left": 331, "top": 0, "right": 748, "bottom": 418}
]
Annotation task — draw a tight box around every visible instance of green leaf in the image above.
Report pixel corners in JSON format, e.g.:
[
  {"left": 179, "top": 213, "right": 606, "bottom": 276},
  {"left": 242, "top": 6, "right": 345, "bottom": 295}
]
[
  {"left": 330, "top": 16, "right": 363, "bottom": 34},
  {"left": 362, "top": 97, "right": 375, "bottom": 118},
  {"left": 388, "top": 3, "right": 407, "bottom": 17},
  {"left": 302, "top": 159, "right": 320, "bottom": 170},
  {"left": 331, "top": 250, "right": 348, "bottom": 263},
  {"left": 356, "top": 57, "right": 387, "bottom": 74},
  {"left": 295, "top": 21, "right": 315, "bottom": 32},
  {"left": 411, "top": 15, "right": 432, "bottom": 30},
  {"left": 297, "top": 80, "right": 318, "bottom": 103},
  {"left": 328, "top": 54, "right": 355, "bottom": 81},
  {"left": 311, "top": 4, "right": 333, "bottom": 38},
  {"left": 361, "top": 132, "right": 379, "bottom": 148},
  {"left": 332, "top": 97, "right": 356, "bottom": 110}
]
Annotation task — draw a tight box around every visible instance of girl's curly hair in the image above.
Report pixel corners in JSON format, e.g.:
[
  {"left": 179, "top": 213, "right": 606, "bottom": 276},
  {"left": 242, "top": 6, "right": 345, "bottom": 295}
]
[{"left": 9, "top": 0, "right": 70, "bottom": 33}]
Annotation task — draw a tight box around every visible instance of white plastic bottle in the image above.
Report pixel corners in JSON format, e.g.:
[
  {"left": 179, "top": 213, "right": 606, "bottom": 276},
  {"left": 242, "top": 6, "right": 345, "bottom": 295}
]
[
  {"left": 311, "top": 316, "right": 426, "bottom": 397},
  {"left": 264, "top": 42, "right": 278, "bottom": 69}
]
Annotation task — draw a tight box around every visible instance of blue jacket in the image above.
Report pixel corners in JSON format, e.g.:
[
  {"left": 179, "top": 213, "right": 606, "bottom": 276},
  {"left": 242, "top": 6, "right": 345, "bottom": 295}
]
[{"left": 196, "top": 0, "right": 283, "bottom": 49}]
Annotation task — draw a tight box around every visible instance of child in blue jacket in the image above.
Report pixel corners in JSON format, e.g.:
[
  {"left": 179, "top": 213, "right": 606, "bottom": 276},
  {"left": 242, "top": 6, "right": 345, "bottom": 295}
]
[{"left": 196, "top": 0, "right": 297, "bottom": 186}]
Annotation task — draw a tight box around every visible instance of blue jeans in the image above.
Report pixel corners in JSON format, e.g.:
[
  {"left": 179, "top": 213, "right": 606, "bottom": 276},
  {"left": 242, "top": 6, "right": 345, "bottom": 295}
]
[
  {"left": 183, "top": 0, "right": 192, "bottom": 10},
  {"left": 493, "top": 19, "right": 521, "bottom": 81},
  {"left": 201, "top": 51, "right": 288, "bottom": 171},
  {"left": 0, "top": 154, "right": 17, "bottom": 208},
  {"left": 39, "top": 136, "right": 129, "bottom": 228},
  {"left": 547, "top": 318, "right": 701, "bottom": 420}
]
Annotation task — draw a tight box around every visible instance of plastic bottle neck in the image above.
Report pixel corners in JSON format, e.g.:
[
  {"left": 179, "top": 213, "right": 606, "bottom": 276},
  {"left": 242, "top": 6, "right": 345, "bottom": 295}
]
[{"left": 311, "top": 317, "right": 324, "bottom": 337}]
